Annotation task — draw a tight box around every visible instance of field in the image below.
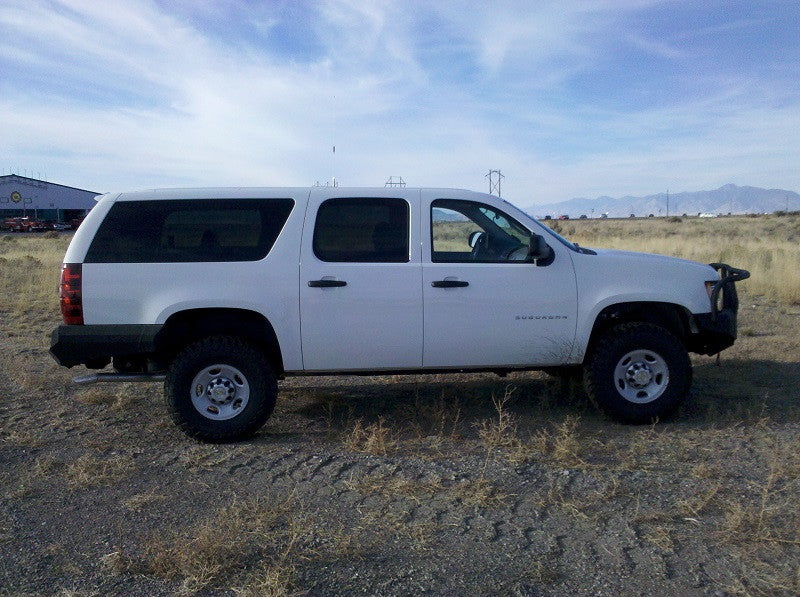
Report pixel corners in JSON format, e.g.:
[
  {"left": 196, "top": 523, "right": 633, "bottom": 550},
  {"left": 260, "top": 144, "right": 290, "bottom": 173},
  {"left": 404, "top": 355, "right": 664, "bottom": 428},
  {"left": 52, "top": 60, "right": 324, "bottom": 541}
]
[{"left": 1, "top": 216, "right": 799, "bottom": 595}]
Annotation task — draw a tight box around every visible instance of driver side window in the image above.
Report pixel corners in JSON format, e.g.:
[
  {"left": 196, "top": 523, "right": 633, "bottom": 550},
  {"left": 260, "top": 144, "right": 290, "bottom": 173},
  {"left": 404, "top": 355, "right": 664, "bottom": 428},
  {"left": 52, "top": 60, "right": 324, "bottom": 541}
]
[{"left": 430, "top": 199, "right": 531, "bottom": 263}]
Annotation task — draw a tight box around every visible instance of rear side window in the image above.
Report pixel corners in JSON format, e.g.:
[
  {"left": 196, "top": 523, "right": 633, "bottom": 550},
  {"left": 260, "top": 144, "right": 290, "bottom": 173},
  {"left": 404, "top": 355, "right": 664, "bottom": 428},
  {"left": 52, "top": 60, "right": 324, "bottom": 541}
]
[
  {"left": 85, "top": 199, "right": 294, "bottom": 263},
  {"left": 313, "top": 197, "right": 409, "bottom": 262}
]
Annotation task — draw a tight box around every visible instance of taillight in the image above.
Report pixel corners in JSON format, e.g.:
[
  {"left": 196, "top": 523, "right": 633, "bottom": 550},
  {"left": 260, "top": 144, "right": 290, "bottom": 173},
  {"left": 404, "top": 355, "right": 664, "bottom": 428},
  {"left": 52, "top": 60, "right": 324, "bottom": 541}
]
[{"left": 60, "top": 263, "right": 84, "bottom": 325}]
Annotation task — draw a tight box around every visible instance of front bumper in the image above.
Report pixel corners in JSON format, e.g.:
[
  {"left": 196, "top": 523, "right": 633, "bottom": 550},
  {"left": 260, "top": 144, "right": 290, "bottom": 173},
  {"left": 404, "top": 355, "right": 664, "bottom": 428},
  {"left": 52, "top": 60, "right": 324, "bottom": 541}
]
[
  {"left": 689, "top": 263, "right": 750, "bottom": 356},
  {"left": 50, "top": 324, "right": 162, "bottom": 368}
]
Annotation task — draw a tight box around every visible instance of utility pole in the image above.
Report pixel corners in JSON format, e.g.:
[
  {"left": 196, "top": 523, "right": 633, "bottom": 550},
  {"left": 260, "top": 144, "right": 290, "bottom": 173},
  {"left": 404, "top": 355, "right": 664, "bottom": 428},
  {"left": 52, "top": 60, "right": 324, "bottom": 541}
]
[{"left": 486, "top": 169, "right": 504, "bottom": 197}]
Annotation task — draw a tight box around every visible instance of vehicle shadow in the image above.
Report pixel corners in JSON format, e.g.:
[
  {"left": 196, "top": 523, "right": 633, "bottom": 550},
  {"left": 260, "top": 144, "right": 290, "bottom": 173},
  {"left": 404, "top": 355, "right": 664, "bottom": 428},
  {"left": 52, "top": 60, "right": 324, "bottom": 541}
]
[
  {"left": 683, "top": 358, "right": 800, "bottom": 424},
  {"left": 281, "top": 371, "right": 582, "bottom": 438},
  {"left": 275, "top": 358, "right": 800, "bottom": 441}
]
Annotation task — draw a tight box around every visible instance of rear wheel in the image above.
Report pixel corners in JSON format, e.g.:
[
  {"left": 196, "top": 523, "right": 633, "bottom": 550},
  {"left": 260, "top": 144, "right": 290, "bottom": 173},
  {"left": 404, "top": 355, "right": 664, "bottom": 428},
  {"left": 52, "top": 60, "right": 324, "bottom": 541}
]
[
  {"left": 165, "top": 336, "right": 277, "bottom": 442},
  {"left": 584, "top": 323, "right": 691, "bottom": 423}
]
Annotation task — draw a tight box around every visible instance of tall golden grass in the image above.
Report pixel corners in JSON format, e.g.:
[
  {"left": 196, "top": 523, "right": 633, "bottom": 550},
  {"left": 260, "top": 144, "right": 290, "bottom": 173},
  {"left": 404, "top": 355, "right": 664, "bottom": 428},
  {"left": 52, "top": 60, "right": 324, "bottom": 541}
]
[{"left": 0, "top": 234, "right": 69, "bottom": 332}]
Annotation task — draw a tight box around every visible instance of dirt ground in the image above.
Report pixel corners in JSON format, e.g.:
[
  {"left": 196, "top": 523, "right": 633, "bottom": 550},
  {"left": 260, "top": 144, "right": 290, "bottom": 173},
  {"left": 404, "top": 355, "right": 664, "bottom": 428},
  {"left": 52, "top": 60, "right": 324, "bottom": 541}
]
[{"left": 1, "top": 238, "right": 800, "bottom": 595}]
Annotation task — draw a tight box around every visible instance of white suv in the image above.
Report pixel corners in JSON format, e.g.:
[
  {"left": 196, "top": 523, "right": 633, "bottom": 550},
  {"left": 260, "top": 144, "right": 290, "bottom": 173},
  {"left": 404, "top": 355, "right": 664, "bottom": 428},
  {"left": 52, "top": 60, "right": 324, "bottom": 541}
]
[{"left": 50, "top": 187, "right": 748, "bottom": 441}]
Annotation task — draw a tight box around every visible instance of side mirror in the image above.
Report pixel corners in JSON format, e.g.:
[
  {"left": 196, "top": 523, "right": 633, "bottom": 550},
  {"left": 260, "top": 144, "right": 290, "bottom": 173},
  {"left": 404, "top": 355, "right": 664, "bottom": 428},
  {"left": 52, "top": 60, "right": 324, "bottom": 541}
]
[
  {"left": 528, "top": 234, "right": 555, "bottom": 266},
  {"left": 468, "top": 231, "right": 485, "bottom": 249}
]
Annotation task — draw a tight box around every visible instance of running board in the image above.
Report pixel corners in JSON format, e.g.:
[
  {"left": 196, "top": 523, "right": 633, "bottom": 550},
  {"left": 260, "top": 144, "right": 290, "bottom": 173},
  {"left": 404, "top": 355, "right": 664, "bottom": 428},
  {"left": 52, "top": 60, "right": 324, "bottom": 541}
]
[{"left": 73, "top": 373, "right": 166, "bottom": 384}]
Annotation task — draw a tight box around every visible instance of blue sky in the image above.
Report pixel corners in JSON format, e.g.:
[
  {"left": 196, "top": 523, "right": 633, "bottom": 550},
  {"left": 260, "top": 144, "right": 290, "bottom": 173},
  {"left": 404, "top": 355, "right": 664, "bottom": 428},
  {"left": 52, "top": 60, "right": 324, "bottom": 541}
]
[{"left": 1, "top": 0, "right": 798, "bottom": 207}]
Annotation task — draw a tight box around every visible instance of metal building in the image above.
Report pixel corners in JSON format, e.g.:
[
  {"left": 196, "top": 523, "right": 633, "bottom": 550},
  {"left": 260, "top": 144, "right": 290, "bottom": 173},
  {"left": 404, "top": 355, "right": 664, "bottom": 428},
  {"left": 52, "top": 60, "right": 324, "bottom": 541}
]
[{"left": 0, "top": 174, "right": 99, "bottom": 222}]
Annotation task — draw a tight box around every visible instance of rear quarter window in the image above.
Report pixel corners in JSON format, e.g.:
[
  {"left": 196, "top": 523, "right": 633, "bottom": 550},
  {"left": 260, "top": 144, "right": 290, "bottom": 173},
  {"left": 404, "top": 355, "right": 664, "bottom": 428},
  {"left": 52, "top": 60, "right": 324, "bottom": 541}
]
[
  {"left": 312, "top": 197, "right": 409, "bottom": 263},
  {"left": 85, "top": 199, "right": 294, "bottom": 263}
]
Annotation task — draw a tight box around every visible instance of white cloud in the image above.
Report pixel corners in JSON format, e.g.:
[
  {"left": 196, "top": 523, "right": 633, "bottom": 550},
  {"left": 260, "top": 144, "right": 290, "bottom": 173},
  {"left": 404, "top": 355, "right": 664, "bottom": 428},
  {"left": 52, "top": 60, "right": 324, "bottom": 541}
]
[{"left": 0, "top": 0, "right": 798, "bottom": 205}]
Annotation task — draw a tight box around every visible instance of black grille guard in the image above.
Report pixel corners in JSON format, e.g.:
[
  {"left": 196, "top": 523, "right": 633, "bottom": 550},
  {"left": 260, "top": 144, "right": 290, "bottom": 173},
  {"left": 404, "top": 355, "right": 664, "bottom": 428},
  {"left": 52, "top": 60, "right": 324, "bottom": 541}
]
[{"left": 708, "top": 262, "right": 750, "bottom": 320}]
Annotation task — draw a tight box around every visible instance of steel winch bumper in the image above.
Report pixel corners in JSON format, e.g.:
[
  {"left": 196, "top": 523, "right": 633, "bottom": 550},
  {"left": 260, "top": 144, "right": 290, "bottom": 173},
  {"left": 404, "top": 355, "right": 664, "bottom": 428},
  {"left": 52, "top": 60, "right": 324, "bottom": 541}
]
[{"left": 689, "top": 263, "right": 750, "bottom": 356}]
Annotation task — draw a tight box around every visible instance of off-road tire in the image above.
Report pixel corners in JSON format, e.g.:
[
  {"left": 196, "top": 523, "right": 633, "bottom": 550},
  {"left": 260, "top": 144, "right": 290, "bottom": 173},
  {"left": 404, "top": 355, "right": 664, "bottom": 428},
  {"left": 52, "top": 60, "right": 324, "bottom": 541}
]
[
  {"left": 165, "top": 336, "right": 277, "bottom": 442},
  {"left": 584, "top": 322, "right": 691, "bottom": 423}
]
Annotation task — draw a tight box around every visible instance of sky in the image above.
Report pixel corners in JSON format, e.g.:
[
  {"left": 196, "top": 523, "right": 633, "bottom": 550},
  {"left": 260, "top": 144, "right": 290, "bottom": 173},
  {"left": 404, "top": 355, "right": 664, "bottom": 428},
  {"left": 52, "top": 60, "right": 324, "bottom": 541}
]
[{"left": 1, "top": 0, "right": 798, "bottom": 208}]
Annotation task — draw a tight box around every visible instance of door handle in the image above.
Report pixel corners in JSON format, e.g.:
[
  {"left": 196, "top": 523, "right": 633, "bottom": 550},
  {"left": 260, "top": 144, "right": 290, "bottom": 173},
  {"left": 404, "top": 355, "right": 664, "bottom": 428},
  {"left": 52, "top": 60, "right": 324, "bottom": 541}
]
[
  {"left": 308, "top": 279, "right": 347, "bottom": 288},
  {"left": 431, "top": 280, "right": 469, "bottom": 288}
]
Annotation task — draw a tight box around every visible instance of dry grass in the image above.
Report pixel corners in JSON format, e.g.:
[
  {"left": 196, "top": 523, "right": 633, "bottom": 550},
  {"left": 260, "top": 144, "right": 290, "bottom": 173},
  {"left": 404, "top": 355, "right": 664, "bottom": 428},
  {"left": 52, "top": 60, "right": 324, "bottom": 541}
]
[
  {"left": 342, "top": 417, "right": 397, "bottom": 455},
  {"left": 0, "top": 234, "right": 69, "bottom": 330},
  {"left": 478, "top": 387, "right": 530, "bottom": 464},
  {"left": 346, "top": 472, "right": 445, "bottom": 501},
  {"left": 453, "top": 477, "right": 510, "bottom": 510},
  {"left": 177, "top": 444, "right": 251, "bottom": 472},
  {"left": 402, "top": 388, "right": 462, "bottom": 442},
  {"left": 347, "top": 471, "right": 509, "bottom": 510},
  {"left": 123, "top": 492, "right": 167, "bottom": 512},
  {"left": 105, "top": 496, "right": 303, "bottom": 594},
  {"left": 66, "top": 453, "right": 135, "bottom": 488}
]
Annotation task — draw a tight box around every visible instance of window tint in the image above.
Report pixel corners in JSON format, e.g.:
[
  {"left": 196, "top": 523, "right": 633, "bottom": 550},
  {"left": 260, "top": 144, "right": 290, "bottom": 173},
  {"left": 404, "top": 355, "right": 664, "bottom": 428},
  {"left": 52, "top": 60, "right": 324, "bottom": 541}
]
[
  {"left": 85, "top": 199, "right": 294, "bottom": 263},
  {"left": 313, "top": 198, "right": 409, "bottom": 262},
  {"left": 431, "top": 199, "right": 531, "bottom": 263}
]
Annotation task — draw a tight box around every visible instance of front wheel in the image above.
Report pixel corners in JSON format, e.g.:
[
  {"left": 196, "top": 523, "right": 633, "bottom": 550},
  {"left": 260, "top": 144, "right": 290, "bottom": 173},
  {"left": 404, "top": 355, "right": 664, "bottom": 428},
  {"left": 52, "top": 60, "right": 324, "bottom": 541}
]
[
  {"left": 583, "top": 323, "right": 691, "bottom": 423},
  {"left": 165, "top": 336, "right": 277, "bottom": 442}
]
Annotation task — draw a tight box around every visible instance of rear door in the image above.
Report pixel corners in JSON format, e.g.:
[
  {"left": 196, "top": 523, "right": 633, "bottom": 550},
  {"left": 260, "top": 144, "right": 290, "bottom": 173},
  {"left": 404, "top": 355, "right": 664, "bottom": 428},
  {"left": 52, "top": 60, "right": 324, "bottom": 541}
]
[
  {"left": 422, "top": 191, "right": 578, "bottom": 368},
  {"left": 299, "top": 188, "right": 423, "bottom": 371}
]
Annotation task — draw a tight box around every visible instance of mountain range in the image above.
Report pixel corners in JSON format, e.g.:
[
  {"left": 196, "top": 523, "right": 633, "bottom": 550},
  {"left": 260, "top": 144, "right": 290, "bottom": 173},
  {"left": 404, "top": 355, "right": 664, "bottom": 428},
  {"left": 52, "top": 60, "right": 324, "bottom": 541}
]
[{"left": 526, "top": 184, "right": 800, "bottom": 218}]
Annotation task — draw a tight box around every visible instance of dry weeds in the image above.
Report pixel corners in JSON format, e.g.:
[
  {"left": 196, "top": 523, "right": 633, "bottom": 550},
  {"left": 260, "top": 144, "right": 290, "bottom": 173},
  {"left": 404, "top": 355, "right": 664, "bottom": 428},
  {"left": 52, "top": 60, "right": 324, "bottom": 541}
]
[
  {"left": 342, "top": 417, "right": 397, "bottom": 455},
  {"left": 105, "top": 495, "right": 303, "bottom": 593},
  {"left": 66, "top": 453, "right": 136, "bottom": 489},
  {"left": 478, "top": 387, "right": 530, "bottom": 464}
]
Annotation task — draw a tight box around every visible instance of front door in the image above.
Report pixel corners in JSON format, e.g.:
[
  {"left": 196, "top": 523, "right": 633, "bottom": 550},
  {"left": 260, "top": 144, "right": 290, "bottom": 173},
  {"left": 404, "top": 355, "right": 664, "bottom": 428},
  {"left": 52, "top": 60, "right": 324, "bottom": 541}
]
[
  {"left": 299, "top": 190, "right": 423, "bottom": 371},
  {"left": 422, "top": 193, "right": 578, "bottom": 368}
]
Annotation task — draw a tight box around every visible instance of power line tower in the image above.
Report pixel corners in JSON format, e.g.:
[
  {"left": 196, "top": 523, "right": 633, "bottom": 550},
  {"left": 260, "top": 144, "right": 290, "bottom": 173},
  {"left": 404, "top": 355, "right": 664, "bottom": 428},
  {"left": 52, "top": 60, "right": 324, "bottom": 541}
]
[
  {"left": 486, "top": 169, "right": 504, "bottom": 197},
  {"left": 385, "top": 176, "right": 406, "bottom": 188}
]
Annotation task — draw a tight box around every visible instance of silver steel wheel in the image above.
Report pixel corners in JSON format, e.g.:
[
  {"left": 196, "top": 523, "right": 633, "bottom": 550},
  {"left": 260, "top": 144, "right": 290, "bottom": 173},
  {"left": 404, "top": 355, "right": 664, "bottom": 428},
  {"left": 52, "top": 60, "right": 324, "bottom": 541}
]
[
  {"left": 190, "top": 364, "right": 250, "bottom": 420},
  {"left": 613, "top": 349, "right": 669, "bottom": 404}
]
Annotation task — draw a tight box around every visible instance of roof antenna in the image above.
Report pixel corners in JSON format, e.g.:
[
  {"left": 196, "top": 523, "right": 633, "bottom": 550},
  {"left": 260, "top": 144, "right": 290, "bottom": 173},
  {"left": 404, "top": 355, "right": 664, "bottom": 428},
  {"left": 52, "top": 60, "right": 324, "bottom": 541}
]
[
  {"left": 331, "top": 95, "right": 338, "bottom": 187},
  {"left": 332, "top": 144, "right": 337, "bottom": 188}
]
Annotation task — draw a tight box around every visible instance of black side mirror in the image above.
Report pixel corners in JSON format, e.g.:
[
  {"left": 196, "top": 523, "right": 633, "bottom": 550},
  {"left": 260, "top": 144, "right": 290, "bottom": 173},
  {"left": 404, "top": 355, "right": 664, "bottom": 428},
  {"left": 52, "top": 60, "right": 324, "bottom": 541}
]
[
  {"left": 468, "top": 230, "right": 485, "bottom": 249},
  {"left": 528, "top": 234, "right": 555, "bottom": 266}
]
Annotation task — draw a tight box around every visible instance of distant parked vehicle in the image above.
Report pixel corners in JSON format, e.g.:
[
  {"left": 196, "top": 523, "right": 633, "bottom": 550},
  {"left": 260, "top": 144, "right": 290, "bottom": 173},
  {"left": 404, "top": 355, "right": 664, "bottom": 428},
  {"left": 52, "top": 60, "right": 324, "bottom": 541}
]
[
  {"left": 558, "top": 215, "right": 569, "bottom": 220},
  {"left": 28, "top": 219, "right": 48, "bottom": 232},
  {"left": 648, "top": 214, "right": 655, "bottom": 218},
  {"left": 2, "top": 216, "right": 46, "bottom": 231},
  {"left": 579, "top": 214, "right": 588, "bottom": 219},
  {"left": 543, "top": 215, "right": 552, "bottom": 220},
  {"left": 629, "top": 214, "right": 636, "bottom": 218},
  {"left": 601, "top": 213, "right": 608, "bottom": 219}
]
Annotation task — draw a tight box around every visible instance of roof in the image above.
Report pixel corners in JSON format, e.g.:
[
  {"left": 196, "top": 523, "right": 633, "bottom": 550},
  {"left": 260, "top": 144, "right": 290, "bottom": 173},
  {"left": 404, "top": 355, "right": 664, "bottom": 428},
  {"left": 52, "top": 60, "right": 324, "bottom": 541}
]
[
  {"left": 111, "top": 186, "right": 486, "bottom": 202},
  {"left": 0, "top": 174, "right": 99, "bottom": 194},
  {"left": 0, "top": 175, "right": 100, "bottom": 210}
]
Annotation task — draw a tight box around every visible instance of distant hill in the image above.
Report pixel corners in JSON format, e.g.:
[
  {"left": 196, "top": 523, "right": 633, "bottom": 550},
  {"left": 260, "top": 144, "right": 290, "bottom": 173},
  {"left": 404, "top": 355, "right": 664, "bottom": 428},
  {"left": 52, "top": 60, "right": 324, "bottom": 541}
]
[{"left": 527, "top": 184, "right": 800, "bottom": 219}]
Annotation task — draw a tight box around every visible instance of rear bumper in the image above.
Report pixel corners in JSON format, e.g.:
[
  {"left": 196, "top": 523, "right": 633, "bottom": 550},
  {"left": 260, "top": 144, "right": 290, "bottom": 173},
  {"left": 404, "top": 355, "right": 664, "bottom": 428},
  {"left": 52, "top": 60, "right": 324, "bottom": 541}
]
[
  {"left": 688, "top": 263, "right": 749, "bottom": 356},
  {"left": 50, "top": 324, "right": 162, "bottom": 368}
]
